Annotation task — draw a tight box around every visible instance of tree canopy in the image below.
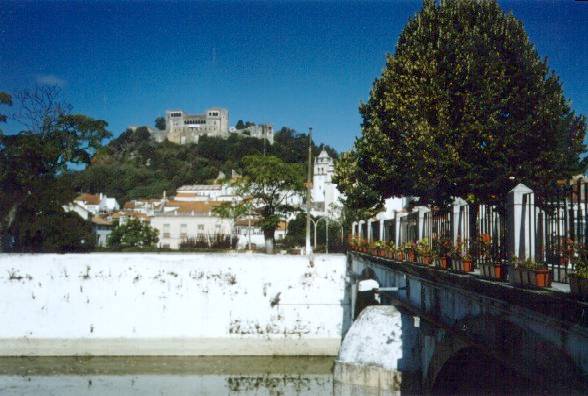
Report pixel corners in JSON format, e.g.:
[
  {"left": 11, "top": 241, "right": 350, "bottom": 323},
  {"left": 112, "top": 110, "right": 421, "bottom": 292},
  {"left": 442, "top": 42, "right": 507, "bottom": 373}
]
[
  {"left": 0, "top": 86, "right": 111, "bottom": 251},
  {"left": 107, "top": 218, "right": 159, "bottom": 249},
  {"left": 337, "top": 0, "right": 586, "bottom": 209},
  {"left": 234, "top": 155, "right": 304, "bottom": 253}
]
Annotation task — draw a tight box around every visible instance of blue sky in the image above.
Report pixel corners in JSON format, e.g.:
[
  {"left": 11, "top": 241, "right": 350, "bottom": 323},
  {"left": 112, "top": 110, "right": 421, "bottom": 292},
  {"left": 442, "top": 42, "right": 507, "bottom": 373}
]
[{"left": 1, "top": 1, "right": 587, "bottom": 152}]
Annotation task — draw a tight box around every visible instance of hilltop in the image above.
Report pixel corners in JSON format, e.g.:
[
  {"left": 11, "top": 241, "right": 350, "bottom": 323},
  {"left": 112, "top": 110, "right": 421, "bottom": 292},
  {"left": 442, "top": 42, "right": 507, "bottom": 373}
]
[{"left": 71, "top": 126, "right": 337, "bottom": 205}]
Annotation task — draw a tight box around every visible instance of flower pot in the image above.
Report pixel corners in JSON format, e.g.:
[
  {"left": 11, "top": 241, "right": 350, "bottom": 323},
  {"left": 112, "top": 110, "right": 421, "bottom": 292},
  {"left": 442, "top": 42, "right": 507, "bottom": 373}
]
[
  {"left": 462, "top": 259, "right": 474, "bottom": 272},
  {"left": 491, "top": 263, "right": 504, "bottom": 280},
  {"left": 422, "top": 256, "right": 432, "bottom": 265},
  {"left": 569, "top": 274, "right": 588, "bottom": 301},
  {"left": 438, "top": 256, "right": 449, "bottom": 270},
  {"left": 510, "top": 267, "right": 523, "bottom": 286},
  {"left": 480, "top": 262, "right": 504, "bottom": 280},
  {"left": 407, "top": 252, "right": 416, "bottom": 263},
  {"left": 452, "top": 258, "right": 464, "bottom": 272},
  {"left": 528, "top": 268, "right": 550, "bottom": 288}
]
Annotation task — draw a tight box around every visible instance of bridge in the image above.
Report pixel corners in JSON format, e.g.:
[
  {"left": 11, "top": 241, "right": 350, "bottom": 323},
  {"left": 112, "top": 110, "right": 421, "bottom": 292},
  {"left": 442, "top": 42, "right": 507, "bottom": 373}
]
[{"left": 335, "top": 251, "right": 588, "bottom": 394}]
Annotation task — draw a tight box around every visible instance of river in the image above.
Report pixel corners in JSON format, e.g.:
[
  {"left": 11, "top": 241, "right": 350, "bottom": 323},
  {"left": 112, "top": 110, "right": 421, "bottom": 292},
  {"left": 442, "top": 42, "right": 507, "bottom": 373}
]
[{"left": 0, "top": 356, "right": 336, "bottom": 395}]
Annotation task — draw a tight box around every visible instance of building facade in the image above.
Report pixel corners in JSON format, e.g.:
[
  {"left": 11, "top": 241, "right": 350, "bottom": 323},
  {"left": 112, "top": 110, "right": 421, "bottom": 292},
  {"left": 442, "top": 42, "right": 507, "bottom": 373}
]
[
  {"left": 161, "top": 108, "right": 229, "bottom": 144},
  {"left": 311, "top": 149, "right": 341, "bottom": 216}
]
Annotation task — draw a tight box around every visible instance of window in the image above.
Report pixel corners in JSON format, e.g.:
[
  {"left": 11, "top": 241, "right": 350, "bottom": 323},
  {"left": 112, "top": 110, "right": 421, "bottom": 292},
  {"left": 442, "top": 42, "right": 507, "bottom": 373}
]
[
  {"left": 163, "top": 224, "right": 170, "bottom": 238},
  {"left": 170, "top": 112, "right": 182, "bottom": 118},
  {"left": 180, "top": 224, "right": 187, "bottom": 239},
  {"left": 198, "top": 224, "right": 204, "bottom": 231}
]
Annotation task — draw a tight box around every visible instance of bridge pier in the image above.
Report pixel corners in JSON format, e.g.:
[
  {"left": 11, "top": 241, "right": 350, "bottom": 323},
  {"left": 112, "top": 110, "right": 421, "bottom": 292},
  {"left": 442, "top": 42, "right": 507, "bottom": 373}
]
[{"left": 340, "top": 252, "right": 588, "bottom": 394}]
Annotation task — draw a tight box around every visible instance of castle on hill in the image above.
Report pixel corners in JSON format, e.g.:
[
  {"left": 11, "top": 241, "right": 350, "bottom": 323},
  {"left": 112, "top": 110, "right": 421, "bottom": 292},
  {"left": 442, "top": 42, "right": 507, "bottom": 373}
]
[{"left": 144, "top": 107, "right": 274, "bottom": 145}]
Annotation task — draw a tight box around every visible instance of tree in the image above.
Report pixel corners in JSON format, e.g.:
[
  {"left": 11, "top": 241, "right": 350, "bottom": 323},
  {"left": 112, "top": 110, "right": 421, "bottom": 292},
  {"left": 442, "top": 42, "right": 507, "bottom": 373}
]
[
  {"left": 235, "top": 120, "right": 245, "bottom": 130},
  {"left": 0, "top": 86, "right": 111, "bottom": 251},
  {"left": 342, "top": 0, "right": 586, "bottom": 209},
  {"left": 212, "top": 199, "right": 251, "bottom": 249},
  {"left": 0, "top": 92, "right": 11, "bottom": 124},
  {"left": 235, "top": 155, "right": 304, "bottom": 253},
  {"left": 107, "top": 218, "right": 159, "bottom": 249},
  {"left": 155, "top": 116, "right": 166, "bottom": 130}
]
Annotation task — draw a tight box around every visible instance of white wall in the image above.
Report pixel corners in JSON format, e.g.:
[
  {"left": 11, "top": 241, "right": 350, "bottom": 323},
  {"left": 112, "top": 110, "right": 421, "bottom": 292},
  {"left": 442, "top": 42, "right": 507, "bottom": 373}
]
[{"left": 0, "top": 253, "right": 348, "bottom": 356}]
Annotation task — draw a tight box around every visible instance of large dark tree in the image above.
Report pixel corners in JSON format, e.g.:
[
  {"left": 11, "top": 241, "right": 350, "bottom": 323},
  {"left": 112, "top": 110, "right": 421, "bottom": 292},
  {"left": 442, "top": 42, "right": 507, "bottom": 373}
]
[
  {"left": 339, "top": 0, "right": 586, "bottom": 209},
  {"left": 0, "top": 86, "right": 111, "bottom": 251}
]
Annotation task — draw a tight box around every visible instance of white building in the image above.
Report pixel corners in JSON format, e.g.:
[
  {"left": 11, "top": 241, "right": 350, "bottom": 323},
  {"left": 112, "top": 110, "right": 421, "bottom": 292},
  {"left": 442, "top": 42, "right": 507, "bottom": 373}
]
[
  {"left": 63, "top": 193, "right": 120, "bottom": 247},
  {"left": 175, "top": 184, "right": 236, "bottom": 202},
  {"left": 311, "top": 149, "right": 342, "bottom": 217},
  {"left": 150, "top": 201, "right": 233, "bottom": 249}
]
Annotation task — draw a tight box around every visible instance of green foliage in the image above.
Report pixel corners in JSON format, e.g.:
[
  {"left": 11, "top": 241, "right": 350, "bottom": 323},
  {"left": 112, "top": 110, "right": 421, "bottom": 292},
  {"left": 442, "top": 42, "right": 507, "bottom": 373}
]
[
  {"left": 0, "top": 92, "right": 11, "bottom": 124},
  {"left": 107, "top": 218, "right": 159, "bottom": 249},
  {"left": 155, "top": 116, "right": 166, "bottom": 130},
  {"left": 73, "top": 127, "right": 337, "bottom": 205},
  {"left": 341, "top": 0, "right": 586, "bottom": 207},
  {"left": 235, "top": 155, "right": 304, "bottom": 253},
  {"left": 0, "top": 87, "right": 111, "bottom": 252}
]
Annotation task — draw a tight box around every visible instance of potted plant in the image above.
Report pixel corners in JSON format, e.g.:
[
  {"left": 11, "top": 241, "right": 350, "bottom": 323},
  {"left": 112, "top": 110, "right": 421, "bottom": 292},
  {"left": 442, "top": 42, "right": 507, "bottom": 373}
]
[
  {"left": 416, "top": 238, "right": 432, "bottom": 265},
  {"left": 385, "top": 241, "right": 397, "bottom": 259},
  {"left": 359, "top": 238, "right": 369, "bottom": 253},
  {"left": 405, "top": 241, "right": 417, "bottom": 263},
  {"left": 450, "top": 239, "right": 463, "bottom": 271},
  {"left": 372, "top": 240, "right": 385, "bottom": 257},
  {"left": 510, "top": 258, "right": 550, "bottom": 288},
  {"left": 569, "top": 243, "right": 588, "bottom": 300},
  {"left": 433, "top": 237, "right": 452, "bottom": 270},
  {"left": 350, "top": 236, "right": 360, "bottom": 251},
  {"left": 477, "top": 234, "right": 504, "bottom": 280},
  {"left": 461, "top": 248, "right": 474, "bottom": 272},
  {"left": 396, "top": 243, "right": 405, "bottom": 261}
]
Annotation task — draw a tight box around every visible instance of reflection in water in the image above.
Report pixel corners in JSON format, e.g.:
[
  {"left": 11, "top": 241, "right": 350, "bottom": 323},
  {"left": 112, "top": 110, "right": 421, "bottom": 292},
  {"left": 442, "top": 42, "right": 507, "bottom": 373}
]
[{"left": 0, "top": 356, "right": 334, "bottom": 395}]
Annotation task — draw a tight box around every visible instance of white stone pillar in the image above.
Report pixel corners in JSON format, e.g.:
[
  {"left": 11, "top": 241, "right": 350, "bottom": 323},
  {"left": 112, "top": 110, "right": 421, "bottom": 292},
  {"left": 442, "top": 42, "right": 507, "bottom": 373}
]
[
  {"left": 367, "top": 220, "right": 373, "bottom": 242},
  {"left": 394, "top": 213, "right": 402, "bottom": 246},
  {"left": 351, "top": 222, "right": 357, "bottom": 238},
  {"left": 379, "top": 219, "right": 385, "bottom": 242},
  {"left": 417, "top": 207, "right": 430, "bottom": 241},
  {"left": 451, "top": 198, "right": 467, "bottom": 243},
  {"left": 507, "top": 184, "right": 536, "bottom": 261}
]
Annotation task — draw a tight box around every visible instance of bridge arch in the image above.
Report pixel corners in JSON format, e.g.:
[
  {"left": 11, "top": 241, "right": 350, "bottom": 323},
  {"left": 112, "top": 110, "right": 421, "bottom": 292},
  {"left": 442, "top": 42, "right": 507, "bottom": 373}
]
[{"left": 424, "top": 314, "right": 586, "bottom": 394}]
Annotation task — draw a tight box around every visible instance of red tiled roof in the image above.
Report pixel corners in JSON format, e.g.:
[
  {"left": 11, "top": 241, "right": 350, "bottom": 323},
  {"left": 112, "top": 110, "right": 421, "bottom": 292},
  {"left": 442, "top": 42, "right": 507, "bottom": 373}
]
[{"left": 75, "top": 193, "right": 100, "bottom": 205}]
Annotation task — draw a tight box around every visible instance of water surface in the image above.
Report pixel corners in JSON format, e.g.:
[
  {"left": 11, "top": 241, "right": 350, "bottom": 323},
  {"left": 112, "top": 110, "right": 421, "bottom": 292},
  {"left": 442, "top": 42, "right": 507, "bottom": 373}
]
[{"left": 0, "top": 356, "right": 334, "bottom": 395}]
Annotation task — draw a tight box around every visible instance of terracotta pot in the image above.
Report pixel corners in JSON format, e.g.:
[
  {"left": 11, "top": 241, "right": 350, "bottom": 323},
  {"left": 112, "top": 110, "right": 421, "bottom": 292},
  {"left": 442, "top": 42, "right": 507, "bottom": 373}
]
[
  {"left": 422, "top": 256, "right": 432, "bottom": 265},
  {"left": 491, "top": 263, "right": 503, "bottom": 280},
  {"left": 439, "top": 256, "right": 449, "bottom": 270},
  {"left": 462, "top": 260, "right": 474, "bottom": 272},
  {"left": 528, "top": 268, "right": 550, "bottom": 288},
  {"left": 408, "top": 252, "right": 416, "bottom": 263}
]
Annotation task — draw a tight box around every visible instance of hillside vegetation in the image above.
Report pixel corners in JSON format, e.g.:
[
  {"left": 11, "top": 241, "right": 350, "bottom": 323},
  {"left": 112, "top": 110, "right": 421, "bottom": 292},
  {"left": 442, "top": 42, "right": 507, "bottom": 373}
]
[{"left": 71, "top": 127, "right": 337, "bottom": 204}]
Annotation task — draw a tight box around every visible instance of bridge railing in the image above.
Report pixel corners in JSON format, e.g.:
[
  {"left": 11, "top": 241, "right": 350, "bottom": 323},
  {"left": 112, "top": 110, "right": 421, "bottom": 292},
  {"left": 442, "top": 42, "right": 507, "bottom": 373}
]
[{"left": 349, "top": 181, "right": 588, "bottom": 294}]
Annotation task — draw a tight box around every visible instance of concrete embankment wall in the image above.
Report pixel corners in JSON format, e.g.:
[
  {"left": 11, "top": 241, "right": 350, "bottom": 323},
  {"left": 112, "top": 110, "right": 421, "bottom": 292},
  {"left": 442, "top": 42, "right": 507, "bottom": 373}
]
[{"left": 0, "top": 253, "right": 349, "bottom": 356}]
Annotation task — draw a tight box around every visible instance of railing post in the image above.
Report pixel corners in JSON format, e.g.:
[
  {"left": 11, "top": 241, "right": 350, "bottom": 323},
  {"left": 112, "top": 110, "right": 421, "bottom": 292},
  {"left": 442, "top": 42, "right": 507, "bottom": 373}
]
[
  {"left": 417, "top": 206, "right": 430, "bottom": 241},
  {"left": 452, "top": 198, "right": 467, "bottom": 244},
  {"left": 507, "top": 184, "right": 536, "bottom": 261},
  {"left": 394, "top": 212, "right": 401, "bottom": 246}
]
